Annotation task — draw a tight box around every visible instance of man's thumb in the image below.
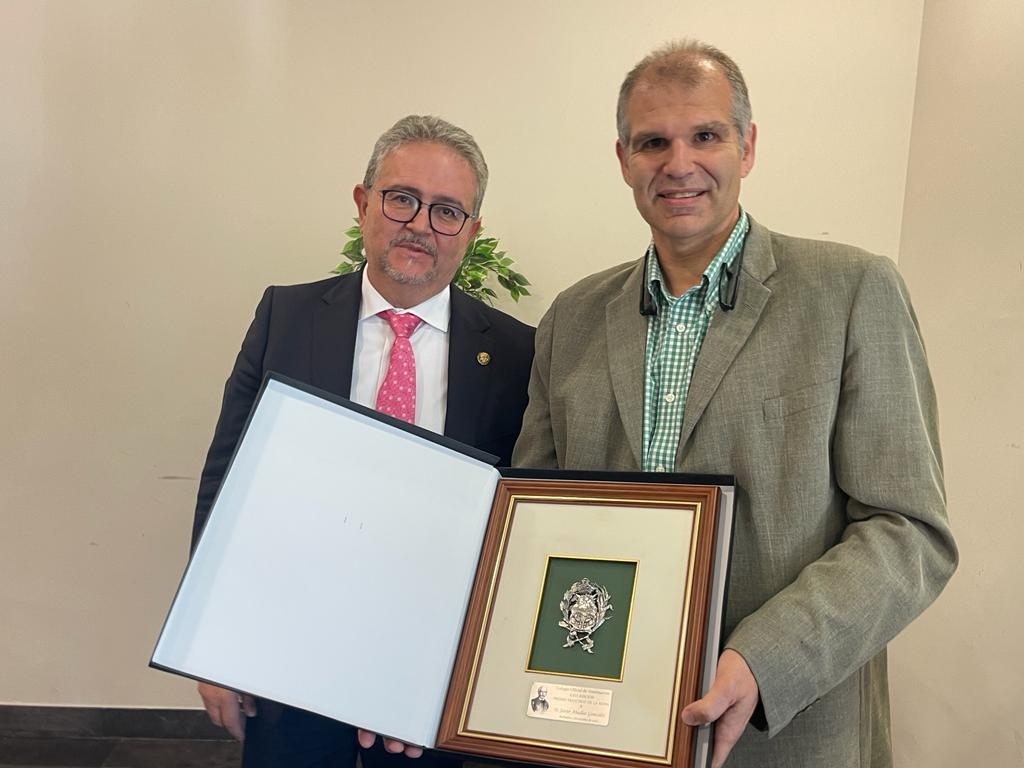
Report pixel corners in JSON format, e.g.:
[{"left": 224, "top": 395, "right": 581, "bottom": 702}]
[{"left": 681, "top": 688, "right": 729, "bottom": 726}]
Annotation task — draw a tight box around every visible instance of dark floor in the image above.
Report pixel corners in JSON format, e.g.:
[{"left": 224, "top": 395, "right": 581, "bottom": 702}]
[
  {"left": 0, "top": 707, "right": 239, "bottom": 768},
  {"left": 0, "top": 734, "right": 240, "bottom": 768}
]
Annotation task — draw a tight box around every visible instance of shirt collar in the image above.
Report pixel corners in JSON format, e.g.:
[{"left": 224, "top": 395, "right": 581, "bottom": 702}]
[
  {"left": 645, "top": 208, "right": 750, "bottom": 311},
  {"left": 358, "top": 269, "right": 451, "bottom": 332}
]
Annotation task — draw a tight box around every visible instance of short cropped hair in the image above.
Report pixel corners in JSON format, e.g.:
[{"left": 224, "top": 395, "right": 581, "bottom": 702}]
[
  {"left": 616, "top": 40, "right": 752, "bottom": 147},
  {"left": 363, "top": 115, "right": 489, "bottom": 216}
]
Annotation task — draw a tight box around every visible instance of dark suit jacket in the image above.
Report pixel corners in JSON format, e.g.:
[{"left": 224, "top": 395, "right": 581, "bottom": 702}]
[{"left": 192, "top": 270, "right": 535, "bottom": 549}]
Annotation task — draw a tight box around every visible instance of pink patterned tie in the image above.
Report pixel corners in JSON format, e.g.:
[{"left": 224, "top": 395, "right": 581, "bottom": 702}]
[{"left": 375, "top": 310, "right": 422, "bottom": 423}]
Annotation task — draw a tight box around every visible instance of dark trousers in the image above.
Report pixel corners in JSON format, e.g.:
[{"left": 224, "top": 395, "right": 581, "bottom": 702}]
[{"left": 241, "top": 701, "right": 465, "bottom": 768}]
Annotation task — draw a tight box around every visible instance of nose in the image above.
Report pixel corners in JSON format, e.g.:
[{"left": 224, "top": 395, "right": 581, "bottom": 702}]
[
  {"left": 405, "top": 204, "right": 433, "bottom": 235},
  {"left": 663, "top": 138, "right": 695, "bottom": 178}
]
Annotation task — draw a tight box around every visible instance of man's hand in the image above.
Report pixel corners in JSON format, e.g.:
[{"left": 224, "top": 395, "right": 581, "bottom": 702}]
[
  {"left": 197, "top": 682, "right": 257, "bottom": 741},
  {"left": 681, "top": 649, "right": 759, "bottom": 768},
  {"left": 357, "top": 728, "right": 424, "bottom": 758}
]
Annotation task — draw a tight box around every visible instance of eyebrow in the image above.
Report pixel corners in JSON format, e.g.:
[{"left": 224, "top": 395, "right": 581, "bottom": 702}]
[
  {"left": 694, "top": 120, "right": 731, "bottom": 134},
  {"left": 387, "top": 184, "right": 470, "bottom": 212}
]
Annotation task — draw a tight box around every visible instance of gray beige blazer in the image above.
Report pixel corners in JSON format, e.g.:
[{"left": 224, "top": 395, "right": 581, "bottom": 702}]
[{"left": 512, "top": 217, "right": 957, "bottom": 768}]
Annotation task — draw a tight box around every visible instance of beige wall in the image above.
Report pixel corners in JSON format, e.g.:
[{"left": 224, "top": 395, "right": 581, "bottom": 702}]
[
  {"left": 890, "top": 0, "right": 1024, "bottom": 765},
  {"left": 1, "top": 0, "right": 1018, "bottom": 764}
]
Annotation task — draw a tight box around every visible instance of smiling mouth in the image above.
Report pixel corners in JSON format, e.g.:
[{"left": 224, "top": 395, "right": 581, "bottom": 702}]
[{"left": 660, "top": 191, "right": 704, "bottom": 199}]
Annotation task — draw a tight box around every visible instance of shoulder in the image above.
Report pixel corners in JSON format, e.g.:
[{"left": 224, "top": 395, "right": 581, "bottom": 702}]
[
  {"left": 451, "top": 288, "right": 535, "bottom": 347},
  {"left": 751, "top": 217, "right": 890, "bottom": 271},
  {"left": 739, "top": 223, "right": 923, "bottom": 349},
  {"left": 532, "top": 259, "right": 641, "bottom": 335},
  {"left": 248, "top": 273, "right": 362, "bottom": 324},
  {"left": 553, "top": 259, "right": 641, "bottom": 305},
  {"left": 262, "top": 272, "right": 360, "bottom": 303},
  {"left": 749, "top": 221, "right": 905, "bottom": 296},
  {"left": 771, "top": 232, "right": 887, "bottom": 268},
  {"left": 477, "top": 299, "right": 535, "bottom": 337}
]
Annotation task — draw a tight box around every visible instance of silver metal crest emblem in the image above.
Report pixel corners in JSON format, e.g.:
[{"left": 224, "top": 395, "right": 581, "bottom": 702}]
[{"left": 558, "top": 578, "right": 613, "bottom": 653}]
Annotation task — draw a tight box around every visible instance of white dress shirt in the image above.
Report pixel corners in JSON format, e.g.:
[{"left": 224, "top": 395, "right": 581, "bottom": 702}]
[{"left": 350, "top": 271, "right": 450, "bottom": 434}]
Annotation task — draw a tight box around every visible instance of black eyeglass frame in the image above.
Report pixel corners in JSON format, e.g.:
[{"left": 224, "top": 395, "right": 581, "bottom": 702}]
[{"left": 377, "top": 189, "right": 474, "bottom": 237}]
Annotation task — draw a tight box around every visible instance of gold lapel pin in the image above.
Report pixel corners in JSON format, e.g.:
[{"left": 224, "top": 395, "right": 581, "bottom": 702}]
[{"left": 476, "top": 351, "right": 491, "bottom": 366}]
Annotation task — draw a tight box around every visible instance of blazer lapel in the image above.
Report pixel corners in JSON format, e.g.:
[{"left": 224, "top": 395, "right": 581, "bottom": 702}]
[
  {"left": 444, "top": 288, "right": 490, "bottom": 446},
  {"left": 606, "top": 260, "right": 649, "bottom": 468},
  {"left": 678, "top": 219, "right": 776, "bottom": 453},
  {"left": 310, "top": 271, "right": 361, "bottom": 397}
]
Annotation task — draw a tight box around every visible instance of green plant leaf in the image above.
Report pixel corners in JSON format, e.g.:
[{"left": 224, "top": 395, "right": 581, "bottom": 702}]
[{"left": 332, "top": 261, "right": 358, "bottom": 275}]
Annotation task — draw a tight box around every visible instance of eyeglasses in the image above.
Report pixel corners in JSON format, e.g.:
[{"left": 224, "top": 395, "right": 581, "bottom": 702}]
[{"left": 378, "top": 189, "right": 473, "bottom": 236}]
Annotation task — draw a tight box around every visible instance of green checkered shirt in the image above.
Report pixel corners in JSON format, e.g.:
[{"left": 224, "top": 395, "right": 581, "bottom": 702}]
[{"left": 641, "top": 211, "right": 749, "bottom": 472}]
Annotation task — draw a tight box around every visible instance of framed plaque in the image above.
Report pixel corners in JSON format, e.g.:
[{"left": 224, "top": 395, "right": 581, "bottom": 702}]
[
  {"left": 151, "top": 375, "right": 732, "bottom": 767},
  {"left": 437, "top": 478, "right": 730, "bottom": 768}
]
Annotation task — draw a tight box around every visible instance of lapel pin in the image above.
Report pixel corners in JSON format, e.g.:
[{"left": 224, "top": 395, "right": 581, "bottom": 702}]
[{"left": 476, "top": 351, "right": 491, "bottom": 366}]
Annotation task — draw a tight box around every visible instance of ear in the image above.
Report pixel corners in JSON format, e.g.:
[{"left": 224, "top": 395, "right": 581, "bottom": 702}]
[
  {"left": 740, "top": 123, "right": 757, "bottom": 178},
  {"left": 353, "top": 184, "right": 370, "bottom": 227},
  {"left": 615, "top": 140, "right": 634, "bottom": 186},
  {"left": 466, "top": 216, "right": 482, "bottom": 241}
]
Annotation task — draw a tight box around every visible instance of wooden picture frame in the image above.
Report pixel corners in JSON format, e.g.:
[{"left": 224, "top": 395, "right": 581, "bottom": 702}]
[{"left": 437, "top": 478, "right": 724, "bottom": 768}]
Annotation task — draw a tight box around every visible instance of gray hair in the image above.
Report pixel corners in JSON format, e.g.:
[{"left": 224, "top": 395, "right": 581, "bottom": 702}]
[
  {"left": 363, "top": 115, "right": 488, "bottom": 216},
  {"left": 616, "top": 40, "right": 752, "bottom": 148}
]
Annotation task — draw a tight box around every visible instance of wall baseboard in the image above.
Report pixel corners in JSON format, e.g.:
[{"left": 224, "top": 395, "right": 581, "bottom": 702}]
[{"left": 0, "top": 705, "right": 230, "bottom": 741}]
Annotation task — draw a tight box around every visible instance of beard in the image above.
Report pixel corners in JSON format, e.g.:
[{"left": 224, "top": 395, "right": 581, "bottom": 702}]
[{"left": 380, "top": 234, "right": 438, "bottom": 286}]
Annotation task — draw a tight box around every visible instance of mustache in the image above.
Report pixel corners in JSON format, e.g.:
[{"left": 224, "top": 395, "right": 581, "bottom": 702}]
[{"left": 388, "top": 234, "right": 437, "bottom": 258}]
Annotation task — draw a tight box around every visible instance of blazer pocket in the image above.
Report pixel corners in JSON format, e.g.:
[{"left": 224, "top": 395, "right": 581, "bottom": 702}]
[{"left": 762, "top": 378, "right": 838, "bottom": 422}]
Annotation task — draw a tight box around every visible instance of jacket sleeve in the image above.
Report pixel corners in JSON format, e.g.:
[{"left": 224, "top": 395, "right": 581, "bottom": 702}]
[
  {"left": 190, "top": 287, "right": 274, "bottom": 551},
  {"left": 511, "top": 299, "right": 560, "bottom": 469},
  {"left": 725, "top": 258, "right": 958, "bottom": 735}
]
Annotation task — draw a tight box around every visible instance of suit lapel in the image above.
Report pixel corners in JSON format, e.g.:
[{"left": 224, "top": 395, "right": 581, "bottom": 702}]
[
  {"left": 678, "top": 219, "right": 776, "bottom": 453},
  {"left": 606, "top": 260, "right": 648, "bottom": 468},
  {"left": 444, "top": 288, "right": 490, "bottom": 446},
  {"left": 310, "top": 271, "right": 361, "bottom": 397}
]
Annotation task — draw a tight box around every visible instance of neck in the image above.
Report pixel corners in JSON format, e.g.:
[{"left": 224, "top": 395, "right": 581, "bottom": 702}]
[
  {"left": 653, "top": 211, "right": 739, "bottom": 297},
  {"left": 654, "top": 252, "right": 711, "bottom": 297}
]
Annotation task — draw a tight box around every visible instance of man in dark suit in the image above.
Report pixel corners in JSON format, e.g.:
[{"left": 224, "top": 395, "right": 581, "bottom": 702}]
[
  {"left": 193, "top": 115, "right": 535, "bottom": 768},
  {"left": 529, "top": 687, "right": 549, "bottom": 713}
]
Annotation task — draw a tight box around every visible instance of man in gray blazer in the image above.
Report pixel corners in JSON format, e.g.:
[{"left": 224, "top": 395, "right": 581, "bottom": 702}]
[{"left": 512, "top": 41, "right": 957, "bottom": 768}]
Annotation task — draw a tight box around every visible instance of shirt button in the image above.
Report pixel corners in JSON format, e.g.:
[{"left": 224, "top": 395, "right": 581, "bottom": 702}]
[
  {"left": 675, "top": 322, "right": 687, "bottom": 333},
  {"left": 656, "top": 464, "right": 666, "bottom": 472},
  {"left": 664, "top": 392, "right": 676, "bottom": 403}
]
